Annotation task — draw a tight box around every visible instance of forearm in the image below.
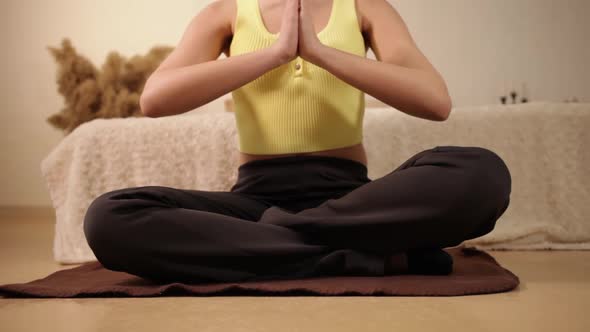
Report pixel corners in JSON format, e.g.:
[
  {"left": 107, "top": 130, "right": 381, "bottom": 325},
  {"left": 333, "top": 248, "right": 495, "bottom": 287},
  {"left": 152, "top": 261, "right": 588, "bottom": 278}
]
[
  {"left": 140, "top": 47, "right": 285, "bottom": 117},
  {"left": 310, "top": 45, "right": 452, "bottom": 121}
]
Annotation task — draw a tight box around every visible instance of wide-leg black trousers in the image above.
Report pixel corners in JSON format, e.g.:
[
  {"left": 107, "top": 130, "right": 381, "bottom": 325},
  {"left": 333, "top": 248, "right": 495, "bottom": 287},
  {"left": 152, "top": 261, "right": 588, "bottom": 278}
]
[{"left": 83, "top": 145, "right": 512, "bottom": 283}]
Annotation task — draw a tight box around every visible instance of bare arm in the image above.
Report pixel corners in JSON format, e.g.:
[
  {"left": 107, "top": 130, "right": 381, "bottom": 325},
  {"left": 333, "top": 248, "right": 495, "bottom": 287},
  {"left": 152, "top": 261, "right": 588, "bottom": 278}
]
[
  {"left": 140, "top": 0, "right": 285, "bottom": 117},
  {"left": 308, "top": 0, "right": 452, "bottom": 121}
]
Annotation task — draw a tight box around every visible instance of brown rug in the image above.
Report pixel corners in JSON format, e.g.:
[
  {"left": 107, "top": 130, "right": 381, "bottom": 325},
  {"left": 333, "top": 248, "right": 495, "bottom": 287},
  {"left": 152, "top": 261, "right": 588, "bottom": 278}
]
[{"left": 0, "top": 246, "right": 519, "bottom": 298}]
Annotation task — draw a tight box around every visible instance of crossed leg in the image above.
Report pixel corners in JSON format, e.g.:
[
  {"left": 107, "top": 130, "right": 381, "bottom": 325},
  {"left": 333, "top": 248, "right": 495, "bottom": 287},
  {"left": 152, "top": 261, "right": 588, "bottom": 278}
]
[
  {"left": 83, "top": 186, "right": 385, "bottom": 283},
  {"left": 83, "top": 145, "right": 511, "bottom": 283},
  {"left": 257, "top": 145, "right": 512, "bottom": 255}
]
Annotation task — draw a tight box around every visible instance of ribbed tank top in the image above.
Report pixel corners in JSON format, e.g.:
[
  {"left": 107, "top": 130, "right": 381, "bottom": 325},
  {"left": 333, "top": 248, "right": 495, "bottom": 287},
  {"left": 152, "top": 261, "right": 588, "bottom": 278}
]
[{"left": 229, "top": 0, "right": 366, "bottom": 154}]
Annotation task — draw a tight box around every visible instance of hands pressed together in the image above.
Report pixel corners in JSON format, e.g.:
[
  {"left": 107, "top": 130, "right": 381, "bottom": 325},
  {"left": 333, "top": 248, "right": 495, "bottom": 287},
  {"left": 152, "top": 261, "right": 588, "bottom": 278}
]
[{"left": 273, "top": 0, "right": 326, "bottom": 65}]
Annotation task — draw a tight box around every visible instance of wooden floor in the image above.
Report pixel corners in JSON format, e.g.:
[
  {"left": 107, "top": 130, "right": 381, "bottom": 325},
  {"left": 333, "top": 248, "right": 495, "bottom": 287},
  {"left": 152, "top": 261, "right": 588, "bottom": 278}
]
[{"left": 0, "top": 207, "right": 588, "bottom": 332}]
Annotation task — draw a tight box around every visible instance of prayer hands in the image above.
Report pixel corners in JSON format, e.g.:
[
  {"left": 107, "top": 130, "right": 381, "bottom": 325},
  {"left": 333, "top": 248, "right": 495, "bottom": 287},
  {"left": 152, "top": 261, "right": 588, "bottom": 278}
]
[{"left": 272, "top": 0, "right": 324, "bottom": 65}]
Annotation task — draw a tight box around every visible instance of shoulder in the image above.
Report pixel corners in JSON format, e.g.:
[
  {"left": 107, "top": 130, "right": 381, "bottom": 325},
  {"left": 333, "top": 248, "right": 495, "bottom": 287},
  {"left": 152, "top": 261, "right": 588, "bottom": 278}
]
[
  {"left": 203, "top": 0, "right": 235, "bottom": 36},
  {"left": 356, "top": 0, "right": 403, "bottom": 33},
  {"left": 194, "top": 0, "right": 235, "bottom": 57}
]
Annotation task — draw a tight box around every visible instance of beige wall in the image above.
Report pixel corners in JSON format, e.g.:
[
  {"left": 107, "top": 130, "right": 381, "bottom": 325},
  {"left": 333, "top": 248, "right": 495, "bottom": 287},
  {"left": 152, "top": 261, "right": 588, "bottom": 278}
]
[{"left": 1, "top": 0, "right": 588, "bottom": 207}]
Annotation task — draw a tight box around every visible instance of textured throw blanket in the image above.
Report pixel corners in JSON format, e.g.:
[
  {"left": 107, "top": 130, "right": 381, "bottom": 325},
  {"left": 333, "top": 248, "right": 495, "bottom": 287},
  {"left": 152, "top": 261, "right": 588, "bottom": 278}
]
[{"left": 41, "top": 102, "right": 590, "bottom": 264}]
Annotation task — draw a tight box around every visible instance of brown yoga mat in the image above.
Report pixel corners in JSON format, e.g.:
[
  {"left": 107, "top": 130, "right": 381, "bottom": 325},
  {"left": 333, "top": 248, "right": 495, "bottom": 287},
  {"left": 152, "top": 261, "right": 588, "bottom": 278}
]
[{"left": 0, "top": 245, "right": 519, "bottom": 298}]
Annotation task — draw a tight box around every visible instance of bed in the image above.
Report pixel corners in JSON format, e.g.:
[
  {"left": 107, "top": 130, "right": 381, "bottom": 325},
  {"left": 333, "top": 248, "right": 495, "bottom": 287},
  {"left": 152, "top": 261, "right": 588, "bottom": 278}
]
[{"left": 41, "top": 101, "right": 590, "bottom": 263}]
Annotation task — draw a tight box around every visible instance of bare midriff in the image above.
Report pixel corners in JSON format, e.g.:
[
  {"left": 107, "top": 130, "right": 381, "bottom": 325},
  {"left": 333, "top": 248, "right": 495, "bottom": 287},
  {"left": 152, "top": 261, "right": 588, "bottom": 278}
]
[{"left": 237, "top": 142, "right": 368, "bottom": 168}]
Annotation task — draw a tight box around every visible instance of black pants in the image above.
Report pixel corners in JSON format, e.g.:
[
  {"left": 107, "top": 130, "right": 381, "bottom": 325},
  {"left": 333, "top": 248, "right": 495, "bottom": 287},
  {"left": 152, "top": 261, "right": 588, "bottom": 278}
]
[{"left": 83, "top": 145, "right": 511, "bottom": 283}]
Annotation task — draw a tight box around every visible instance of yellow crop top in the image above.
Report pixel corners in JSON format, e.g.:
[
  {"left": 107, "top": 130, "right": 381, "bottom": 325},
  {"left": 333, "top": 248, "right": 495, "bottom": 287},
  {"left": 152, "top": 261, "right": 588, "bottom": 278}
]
[{"left": 229, "top": 0, "right": 367, "bottom": 154}]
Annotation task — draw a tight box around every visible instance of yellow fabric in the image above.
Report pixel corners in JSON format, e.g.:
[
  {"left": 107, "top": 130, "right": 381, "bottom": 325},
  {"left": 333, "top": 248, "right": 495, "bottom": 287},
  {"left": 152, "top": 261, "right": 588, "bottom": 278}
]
[{"left": 229, "top": 0, "right": 367, "bottom": 154}]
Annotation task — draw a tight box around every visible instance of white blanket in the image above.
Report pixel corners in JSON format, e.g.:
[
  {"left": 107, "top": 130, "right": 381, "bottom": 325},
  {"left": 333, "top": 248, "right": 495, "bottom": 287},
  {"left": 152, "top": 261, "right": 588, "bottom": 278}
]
[{"left": 41, "top": 102, "right": 590, "bottom": 264}]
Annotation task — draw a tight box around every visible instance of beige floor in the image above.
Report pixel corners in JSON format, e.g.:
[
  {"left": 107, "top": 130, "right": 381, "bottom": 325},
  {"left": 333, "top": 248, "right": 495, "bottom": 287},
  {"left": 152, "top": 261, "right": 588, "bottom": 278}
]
[{"left": 0, "top": 207, "right": 588, "bottom": 332}]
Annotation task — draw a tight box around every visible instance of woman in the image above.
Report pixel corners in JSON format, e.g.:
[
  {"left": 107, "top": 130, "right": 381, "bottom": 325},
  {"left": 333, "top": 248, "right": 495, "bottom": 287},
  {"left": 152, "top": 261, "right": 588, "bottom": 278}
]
[{"left": 83, "top": 0, "right": 511, "bottom": 283}]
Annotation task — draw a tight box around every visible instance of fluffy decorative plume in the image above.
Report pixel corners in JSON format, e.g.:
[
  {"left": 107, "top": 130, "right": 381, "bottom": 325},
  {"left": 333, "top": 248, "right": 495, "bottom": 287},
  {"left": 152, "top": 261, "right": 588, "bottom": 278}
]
[{"left": 46, "top": 38, "right": 173, "bottom": 134}]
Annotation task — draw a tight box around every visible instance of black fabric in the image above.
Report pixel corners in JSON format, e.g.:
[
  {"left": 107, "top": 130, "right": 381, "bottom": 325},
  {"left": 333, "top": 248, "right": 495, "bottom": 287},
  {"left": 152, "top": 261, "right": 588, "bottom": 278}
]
[
  {"left": 77, "top": 145, "right": 512, "bottom": 284},
  {"left": 0, "top": 246, "right": 520, "bottom": 298}
]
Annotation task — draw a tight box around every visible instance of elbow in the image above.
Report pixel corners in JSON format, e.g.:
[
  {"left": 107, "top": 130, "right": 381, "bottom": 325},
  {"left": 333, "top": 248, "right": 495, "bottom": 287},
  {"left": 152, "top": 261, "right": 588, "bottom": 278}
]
[
  {"left": 139, "top": 90, "right": 161, "bottom": 118},
  {"left": 432, "top": 93, "right": 453, "bottom": 122},
  {"left": 140, "top": 75, "right": 168, "bottom": 117}
]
